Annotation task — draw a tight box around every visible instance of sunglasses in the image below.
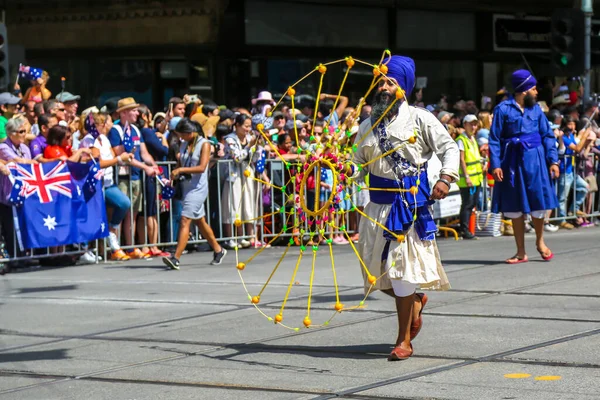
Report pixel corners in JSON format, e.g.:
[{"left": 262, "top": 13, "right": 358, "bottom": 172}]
[
  {"left": 17, "top": 129, "right": 27, "bottom": 134},
  {"left": 57, "top": 108, "right": 65, "bottom": 112}
]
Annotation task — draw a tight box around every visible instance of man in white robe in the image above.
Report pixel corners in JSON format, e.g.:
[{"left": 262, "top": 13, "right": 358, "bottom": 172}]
[{"left": 352, "top": 55, "right": 459, "bottom": 360}]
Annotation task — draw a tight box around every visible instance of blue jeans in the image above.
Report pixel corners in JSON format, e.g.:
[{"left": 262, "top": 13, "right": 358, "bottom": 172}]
[
  {"left": 104, "top": 184, "right": 131, "bottom": 229},
  {"left": 557, "top": 171, "right": 588, "bottom": 222}
]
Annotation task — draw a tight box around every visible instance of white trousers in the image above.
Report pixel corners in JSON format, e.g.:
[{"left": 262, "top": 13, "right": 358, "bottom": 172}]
[
  {"left": 504, "top": 210, "right": 546, "bottom": 219},
  {"left": 391, "top": 280, "right": 418, "bottom": 297}
]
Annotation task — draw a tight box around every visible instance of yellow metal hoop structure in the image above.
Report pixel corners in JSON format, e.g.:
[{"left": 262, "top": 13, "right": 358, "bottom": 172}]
[{"left": 298, "top": 158, "right": 339, "bottom": 218}]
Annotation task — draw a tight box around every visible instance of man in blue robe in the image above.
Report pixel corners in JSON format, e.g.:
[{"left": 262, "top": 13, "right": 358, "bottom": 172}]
[{"left": 489, "top": 69, "right": 559, "bottom": 264}]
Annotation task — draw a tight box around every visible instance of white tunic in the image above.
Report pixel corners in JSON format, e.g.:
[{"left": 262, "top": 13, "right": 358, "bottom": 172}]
[{"left": 353, "top": 102, "right": 459, "bottom": 293}]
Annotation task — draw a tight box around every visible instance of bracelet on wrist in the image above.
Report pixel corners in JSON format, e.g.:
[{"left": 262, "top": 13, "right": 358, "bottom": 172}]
[{"left": 437, "top": 178, "right": 451, "bottom": 189}]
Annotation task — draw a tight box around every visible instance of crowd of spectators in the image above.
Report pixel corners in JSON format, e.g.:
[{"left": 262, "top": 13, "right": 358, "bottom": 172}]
[{"left": 1, "top": 69, "right": 599, "bottom": 272}]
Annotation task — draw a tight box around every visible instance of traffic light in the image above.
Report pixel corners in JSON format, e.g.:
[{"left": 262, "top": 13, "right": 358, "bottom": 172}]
[{"left": 550, "top": 9, "right": 585, "bottom": 76}]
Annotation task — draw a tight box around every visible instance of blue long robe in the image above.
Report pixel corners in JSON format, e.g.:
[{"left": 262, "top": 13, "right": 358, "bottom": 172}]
[{"left": 489, "top": 97, "right": 558, "bottom": 213}]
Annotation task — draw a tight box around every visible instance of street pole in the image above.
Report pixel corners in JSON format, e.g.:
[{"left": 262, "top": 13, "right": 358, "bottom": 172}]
[{"left": 583, "top": 0, "right": 593, "bottom": 101}]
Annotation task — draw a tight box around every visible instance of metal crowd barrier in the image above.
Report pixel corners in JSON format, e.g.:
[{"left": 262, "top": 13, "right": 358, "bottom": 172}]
[
  {"left": 433, "top": 154, "right": 600, "bottom": 236},
  {"left": 4, "top": 153, "right": 597, "bottom": 268},
  {"left": 0, "top": 158, "right": 359, "bottom": 267}
]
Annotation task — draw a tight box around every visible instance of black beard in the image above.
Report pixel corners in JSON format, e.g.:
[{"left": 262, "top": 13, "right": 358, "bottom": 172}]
[
  {"left": 524, "top": 93, "right": 536, "bottom": 108},
  {"left": 371, "top": 90, "right": 400, "bottom": 123}
]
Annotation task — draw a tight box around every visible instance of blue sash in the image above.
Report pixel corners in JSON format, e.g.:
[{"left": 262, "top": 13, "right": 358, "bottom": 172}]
[
  {"left": 501, "top": 133, "right": 542, "bottom": 187},
  {"left": 370, "top": 121, "right": 437, "bottom": 242},
  {"left": 370, "top": 173, "right": 436, "bottom": 242}
]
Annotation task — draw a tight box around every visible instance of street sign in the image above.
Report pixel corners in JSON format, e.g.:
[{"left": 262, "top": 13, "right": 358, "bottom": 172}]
[{"left": 493, "top": 14, "right": 551, "bottom": 53}]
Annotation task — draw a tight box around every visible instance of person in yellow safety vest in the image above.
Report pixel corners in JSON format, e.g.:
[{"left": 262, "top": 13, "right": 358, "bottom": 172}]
[{"left": 456, "top": 114, "right": 483, "bottom": 239}]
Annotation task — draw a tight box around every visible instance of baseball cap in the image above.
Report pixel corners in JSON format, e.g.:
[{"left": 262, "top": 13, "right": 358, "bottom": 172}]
[
  {"left": 55, "top": 92, "right": 81, "bottom": 103},
  {"left": 219, "top": 109, "right": 235, "bottom": 122},
  {"left": 169, "top": 117, "right": 182, "bottom": 131},
  {"left": 272, "top": 111, "right": 285, "bottom": 119},
  {"left": 463, "top": 114, "right": 478, "bottom": 124},
  {"left": 295, "top": 114, "right": 309, "bottom": 123},
  {"left": 100, "top": 97, "right": 120, "bottom": 114},
  {"left": 0, "top": 92, "right": 21, "bottom": 105},
  {"left": 437, "top": 111, "right": 454, "bottom": 121},
  {"left": 284, "top": 120, "right": 304, "bottom": 132},
  {"left": 426, "top": 104, "right": 439, "bottom": 112}
]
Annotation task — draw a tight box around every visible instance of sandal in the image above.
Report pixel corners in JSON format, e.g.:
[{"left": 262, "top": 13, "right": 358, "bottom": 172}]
[
  {"left": 150, "top": 249, "right": 171, "bottom": 257},
  {"left": 128, "top": 249, "right": 150, "bottom": 259},
  {"left": 388, "top": 343, "right": 413, "bottom": 361},
  {"left": 536, "top": 247, "right": 554, "bottom": 261},
  {"left": 111, "top": 249, "right": 131, "bottom": 261},
  {"left": 505, "top": 255, "right": 528, "bottom": 264}
]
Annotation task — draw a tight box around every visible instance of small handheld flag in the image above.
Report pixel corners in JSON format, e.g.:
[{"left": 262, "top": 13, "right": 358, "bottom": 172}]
[{"left": 18, "top": 65, "right": 43, "bottom": 81}]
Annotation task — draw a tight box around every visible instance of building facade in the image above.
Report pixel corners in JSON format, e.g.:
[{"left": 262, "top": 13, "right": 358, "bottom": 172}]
[{"left": 3, "top": 0, "right": 596, "bottom": 110}]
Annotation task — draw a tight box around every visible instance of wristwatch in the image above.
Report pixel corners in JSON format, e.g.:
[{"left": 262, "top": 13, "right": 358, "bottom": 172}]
[{"left": 437, "top": 178, "right": 451, "bottom": 189}]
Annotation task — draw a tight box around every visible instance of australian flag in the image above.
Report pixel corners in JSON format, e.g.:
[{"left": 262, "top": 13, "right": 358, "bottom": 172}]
[
  {"left": 19, "top": 65, "right": 43, "bottom": 81},
  {"left": 68, "top": 161, "right": 109, "bottom": 244},
  {"left": 9, "top": 160, "right": 108, "bottom": 249},
  {"left": 123, "top": 122, "right": 134, "bottom": 153}
]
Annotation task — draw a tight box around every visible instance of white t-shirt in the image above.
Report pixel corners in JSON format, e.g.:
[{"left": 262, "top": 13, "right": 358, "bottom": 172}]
[{"left": 93, "top": 135, "right": 115, "bottom": 188}]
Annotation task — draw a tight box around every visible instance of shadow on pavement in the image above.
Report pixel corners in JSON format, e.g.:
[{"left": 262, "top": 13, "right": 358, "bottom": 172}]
[
  {"left": 442, "top": 259, "right": 500, "bottom": 266},
  {"left": 17, "top": 285, "right": 78, "bottom": 294},
  {"left": 221, "top": 343, "right": 390, "bottom": 360},
  {"left": 0, "top": 349, "right": 69, "bottom": 363}
]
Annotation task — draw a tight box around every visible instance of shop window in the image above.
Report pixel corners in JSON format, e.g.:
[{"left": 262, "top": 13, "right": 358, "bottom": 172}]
[
  {"left": 246, "top": 0, "right": 387, "bottom": 48},
  {"left": 397, "top": 10, "right": 475, "bottom": 51},
  {"left": 414, "top": 60, "right": 477, "bottom": 102}
]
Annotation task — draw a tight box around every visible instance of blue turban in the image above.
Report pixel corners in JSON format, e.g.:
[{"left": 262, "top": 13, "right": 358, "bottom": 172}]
[
  {"left": 511, "top": 69, "right": 537, "bottom": 92},
  {"left": 383, "top": 55, "right": 416, "bottom": 98}
]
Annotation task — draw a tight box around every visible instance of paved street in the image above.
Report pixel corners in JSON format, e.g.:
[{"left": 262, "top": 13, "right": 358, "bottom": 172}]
[{"left": 1, "top": 228, "right": 599, "bottom": 400}]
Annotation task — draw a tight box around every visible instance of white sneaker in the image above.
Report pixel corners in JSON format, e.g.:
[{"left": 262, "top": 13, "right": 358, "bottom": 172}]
[
  {"left": 80, "top": 251, "right": 98, "bottom": 264},
  {"left": 224, "top": 240, "right": 238, "bottom": 250},
  {"left": 544, "top": 223, "right": 559, "bottom": 233},
  {"left": 108, "top": 232, "right": 120, "bottom": 251},
  {"left": 240, "top": 239, "right": 251, "bottom": 248}
]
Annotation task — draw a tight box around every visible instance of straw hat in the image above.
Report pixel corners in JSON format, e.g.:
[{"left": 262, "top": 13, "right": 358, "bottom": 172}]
[{"left": 116, "top": 97, "right": 140, "bottom": 113}]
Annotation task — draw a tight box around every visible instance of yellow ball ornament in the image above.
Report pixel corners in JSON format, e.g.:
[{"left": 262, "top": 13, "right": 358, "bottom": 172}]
[
  {"left": 395, "top": 88, "right": 406, "bottom": 100},
  {"left": 256, "top": 123, "right": 264, "bottom": 131},
  {"left": 287, "top": 87, "right": 296, "bottom": 96},
  {"left": 236, "top": 262, "right": 246, "bottom": 270},
  {"left": 334, "top": 303, "right": 344, "bottom": 312},
  {"left": 373, "top": 67, "right": 381, "bottom": 77},
  {"left": 243, "top": 169, "right": 251, "bottom": 178},
  {"left": 346, "top": 57, "right": 355, "bottom": 68},
  {"left": 318, "top": 64, "right": 327, "bottom": 74},
  {"left": 303, "top": 317, "right": 312, "bottom": 327},
  {"left": 368, "top": 275, "right": 377, "bottom": 285},
  {"left": 234, "top": 219, "right": 242, "bottom": 227},
  {"left": 408, "top": 135, "right": 417, "bottom": 144},
  {"left": 409, "top": 186, "right": 418, "bottom": 195},
  {"left": 274, "top": 314, "right": 283, "bottom": 324},
  {"left": 251, "top": 296, "right": 260, "bottom": 304},
  {"left": 396, "top": 234, "right": 405, "bottom": 242},
  {"left": 379, "top": 64, "right": 388, "bottom": 74}
]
